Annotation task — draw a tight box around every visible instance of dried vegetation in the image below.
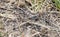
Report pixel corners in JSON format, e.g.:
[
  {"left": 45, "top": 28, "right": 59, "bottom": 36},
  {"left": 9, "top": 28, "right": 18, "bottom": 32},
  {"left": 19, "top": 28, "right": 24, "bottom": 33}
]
[{"left": 0, "top": 0, "right": 60, "bottom": 37}]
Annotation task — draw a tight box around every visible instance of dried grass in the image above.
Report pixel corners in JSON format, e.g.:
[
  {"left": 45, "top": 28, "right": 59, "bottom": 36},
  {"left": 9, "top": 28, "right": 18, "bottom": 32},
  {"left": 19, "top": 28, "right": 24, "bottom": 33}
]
[{"left": 0, "top": 0, "right": 60, "bottom": 37}]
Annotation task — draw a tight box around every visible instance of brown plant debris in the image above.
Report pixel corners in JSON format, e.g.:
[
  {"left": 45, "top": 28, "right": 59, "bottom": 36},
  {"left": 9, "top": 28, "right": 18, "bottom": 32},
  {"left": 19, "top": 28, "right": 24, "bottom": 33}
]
[{"left": 0, "top": 0, "right": 60, "bottom": 37}]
